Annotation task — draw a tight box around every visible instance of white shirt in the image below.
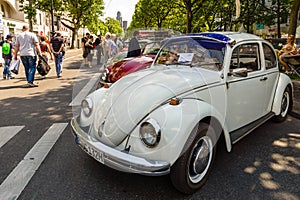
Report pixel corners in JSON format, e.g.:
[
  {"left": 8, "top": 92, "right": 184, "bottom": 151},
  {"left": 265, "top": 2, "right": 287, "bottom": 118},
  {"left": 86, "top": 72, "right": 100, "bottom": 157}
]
[{"left": 15, "top": 31, "right": 39, "bottom": 56}]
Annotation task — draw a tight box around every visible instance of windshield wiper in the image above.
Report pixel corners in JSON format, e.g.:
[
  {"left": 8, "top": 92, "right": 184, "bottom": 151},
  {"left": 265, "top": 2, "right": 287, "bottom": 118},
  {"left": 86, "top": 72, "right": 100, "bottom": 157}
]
[{"left": 166, "top": 61, "right": 191, "bottom": 66}]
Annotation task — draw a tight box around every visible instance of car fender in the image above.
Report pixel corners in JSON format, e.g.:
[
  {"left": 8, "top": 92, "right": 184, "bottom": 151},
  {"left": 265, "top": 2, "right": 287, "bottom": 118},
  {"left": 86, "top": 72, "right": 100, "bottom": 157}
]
[
  {"left": 78, "top": 88, "right": 108, "bottom": 127},
  {"left": 123, "top": 98, "right": 231, "bottom": 165},
  {"left": 272, "top": 73, "right": 293, "bottom": 115}
]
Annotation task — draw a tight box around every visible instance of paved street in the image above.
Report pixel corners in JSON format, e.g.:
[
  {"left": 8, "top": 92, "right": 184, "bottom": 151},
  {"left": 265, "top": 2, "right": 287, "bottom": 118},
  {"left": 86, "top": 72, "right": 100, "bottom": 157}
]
[{"left": 0, "top": 50, "right": 299, "bottom": 200}]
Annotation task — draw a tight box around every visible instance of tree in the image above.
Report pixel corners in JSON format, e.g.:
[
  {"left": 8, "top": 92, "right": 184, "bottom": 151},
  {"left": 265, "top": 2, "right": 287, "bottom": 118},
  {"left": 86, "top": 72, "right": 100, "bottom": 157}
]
[
  {"left": 130, "top": 0, "right": 156, "bottom": 29},
  {"left": 105, "top": 17, "right": 123, "bottom": 36},
  {"left": 288, "top": 0, "right": 300, "bottom": 36},
  {"left": 19, "top": 0, "right": 37, "bottom": 31},
  {"left": 177, "top": 0, "right": 208, "bottom": 33},
  {"left": 60, "top": 0, "right": 104, "bottom": 49}
]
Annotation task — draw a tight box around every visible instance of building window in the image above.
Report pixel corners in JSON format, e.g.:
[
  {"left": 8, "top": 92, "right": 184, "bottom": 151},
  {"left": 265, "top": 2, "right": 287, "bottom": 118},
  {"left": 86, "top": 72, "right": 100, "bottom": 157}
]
[{"left": 39, "top": 13, "right": 42, "bottom": 25}]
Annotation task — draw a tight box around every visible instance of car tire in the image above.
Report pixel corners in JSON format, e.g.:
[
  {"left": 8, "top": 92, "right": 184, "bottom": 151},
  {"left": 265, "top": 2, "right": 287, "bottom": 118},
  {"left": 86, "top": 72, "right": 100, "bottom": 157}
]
[
  {"left": 170, "top": 123, "right": 217, "bottom": 194},
  {"left": 273, "top": 87, "right": 291, "bottom": 123}
]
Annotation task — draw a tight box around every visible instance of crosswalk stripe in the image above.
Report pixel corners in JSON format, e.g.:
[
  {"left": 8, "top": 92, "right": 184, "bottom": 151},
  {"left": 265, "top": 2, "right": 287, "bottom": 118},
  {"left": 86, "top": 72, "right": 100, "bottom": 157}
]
[
  {"left": 69, "top": 73, "right": 100, "bottom": 106},
  {"left": 0, "top": 123, "right": 68, "bottom": 200},
  {"left": 0, "top": 126, "right": 25, "bottom": 149}
]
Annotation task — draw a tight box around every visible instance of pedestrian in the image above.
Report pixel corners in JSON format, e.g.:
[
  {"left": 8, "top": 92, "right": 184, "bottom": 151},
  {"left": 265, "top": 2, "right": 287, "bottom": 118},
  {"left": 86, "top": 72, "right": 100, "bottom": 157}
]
[
  {"left": 14, "top": 25, "right": 42, "bottom": 87},
  {"left": 115, "top": 36, "right": 123, "bottom": 54},
  {"left": 85, "top": 35, "right": 94, "bottom": 67},
  {"left": 1, "top": 34, "right": 15, "bottom": 79},
  {"left": 127, "top": 30, "right": 141, "bottom": 58},
  {"left": 50, "top": 32, "right": 64, "bottom": 78},
  {"left": 94, "top": 34, "right": 103, "bottom": 65},
  {"left": 81, "top": 32, "right": 90, "bottom": 65},
  {"left": 102, "top": 32, "right": 111, "bottom": 64},
  {"left": 109, "top": 34, "right": 117, "bottom": 57},
  {"left": 40, "top": 35, "right": 53, "bottom": 62},
  {"left": 278, "top": 35, "right": 298, "bottom": 72}
]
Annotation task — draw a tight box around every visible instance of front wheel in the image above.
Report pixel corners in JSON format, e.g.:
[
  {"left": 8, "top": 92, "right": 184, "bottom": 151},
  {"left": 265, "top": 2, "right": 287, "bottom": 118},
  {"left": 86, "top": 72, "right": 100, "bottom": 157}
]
[
  {"left": 273, "top": 87, "right": 291, "bottom": 122},
  {"left": 170, "top": 123, "right": 217, "bottom": 194}
]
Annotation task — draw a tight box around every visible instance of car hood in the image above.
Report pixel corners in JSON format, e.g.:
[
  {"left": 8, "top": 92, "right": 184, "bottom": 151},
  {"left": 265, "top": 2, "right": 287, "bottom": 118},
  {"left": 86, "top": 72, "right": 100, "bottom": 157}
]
[
  {"left": 107, "top": 55, "right": 154, "bottom": 82},
  {"left": 93, "top": 66, "right": 221, "bottom": 146}
]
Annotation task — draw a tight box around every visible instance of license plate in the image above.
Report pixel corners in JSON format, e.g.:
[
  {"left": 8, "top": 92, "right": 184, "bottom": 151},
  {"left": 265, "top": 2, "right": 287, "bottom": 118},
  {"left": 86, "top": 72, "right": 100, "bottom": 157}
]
[{"left": 78, "top": 138, "right": 104, "bottom": 164}]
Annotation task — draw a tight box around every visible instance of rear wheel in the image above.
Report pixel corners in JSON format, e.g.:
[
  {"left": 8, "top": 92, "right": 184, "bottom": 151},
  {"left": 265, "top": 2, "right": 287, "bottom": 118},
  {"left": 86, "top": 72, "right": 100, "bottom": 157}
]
[
  {"left": 273, "top": 87, "right": 291, "bottom": 122},
  {"left": 170, "top": 123, "right": 217, "bottom": 194}
]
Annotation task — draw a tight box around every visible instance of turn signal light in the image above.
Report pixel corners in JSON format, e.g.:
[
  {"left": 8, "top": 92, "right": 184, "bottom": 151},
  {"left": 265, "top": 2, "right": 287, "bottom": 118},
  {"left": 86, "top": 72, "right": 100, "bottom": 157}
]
[{"left": 169, "top": 98, "right": 181, "bottom": 105}]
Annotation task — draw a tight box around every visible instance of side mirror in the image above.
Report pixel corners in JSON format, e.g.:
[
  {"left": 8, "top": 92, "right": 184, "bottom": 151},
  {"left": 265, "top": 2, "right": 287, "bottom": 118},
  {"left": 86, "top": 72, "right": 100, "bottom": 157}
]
[{"left": 228, "top": 68, "right": 248, "bottom": 77}]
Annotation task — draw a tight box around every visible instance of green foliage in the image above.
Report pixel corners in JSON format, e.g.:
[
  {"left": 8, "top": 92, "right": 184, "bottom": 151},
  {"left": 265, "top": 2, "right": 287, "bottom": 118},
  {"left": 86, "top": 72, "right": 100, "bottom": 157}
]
[
  {"left": 130, "top": 0, "right": 293, "bottom": 35},
  {"left": 105, "top": 17, "right": 123, "bottom": 36},
  {"left": 62, "top": 0, "right": 104, "bottom": 29},
  {"left": 19, "top": 0, "right": 37, "bottom": 29}
]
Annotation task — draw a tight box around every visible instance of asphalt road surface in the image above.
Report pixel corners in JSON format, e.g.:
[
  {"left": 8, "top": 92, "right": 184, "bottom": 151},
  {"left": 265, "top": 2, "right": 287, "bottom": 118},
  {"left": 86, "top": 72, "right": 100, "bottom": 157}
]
[{"left": 0, "top": 50, "right": 299, "bottom": 200}]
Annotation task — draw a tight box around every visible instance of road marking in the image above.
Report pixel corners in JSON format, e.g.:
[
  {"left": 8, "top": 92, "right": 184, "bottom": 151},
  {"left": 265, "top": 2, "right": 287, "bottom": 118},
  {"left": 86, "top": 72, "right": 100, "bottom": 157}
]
[
  {"left": 0, "top": 123, "right": 68, "bottom": 200},
  {"left": 0, "top": 126, "right": 24, "bottom": 149},
  {"left": 69, "top": 73, "right": 100, "bottom": 106}
]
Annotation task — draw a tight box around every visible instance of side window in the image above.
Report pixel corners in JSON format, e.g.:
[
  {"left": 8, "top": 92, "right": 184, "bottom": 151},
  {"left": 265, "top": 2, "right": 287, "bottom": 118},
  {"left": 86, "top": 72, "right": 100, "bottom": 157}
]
[
  {"left": 230, "top": 43, "right": 261, "bottom": 72},
  {"left": 263, "top": 43, "right": 277, "bottom": 69}
]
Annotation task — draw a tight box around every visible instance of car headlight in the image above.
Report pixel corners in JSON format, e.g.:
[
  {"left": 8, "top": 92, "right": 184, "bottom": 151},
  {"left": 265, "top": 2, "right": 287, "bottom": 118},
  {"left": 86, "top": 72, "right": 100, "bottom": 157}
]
[
  {"left": 81, "top": 98, "right": 93, "bottom": 117},
  {"left": 139, "top": 118, "right": 161, "bottom": 148}
]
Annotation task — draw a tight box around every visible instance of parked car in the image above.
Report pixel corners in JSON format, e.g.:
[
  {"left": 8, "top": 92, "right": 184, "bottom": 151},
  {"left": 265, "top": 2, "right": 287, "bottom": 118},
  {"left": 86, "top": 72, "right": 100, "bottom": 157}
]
[
  {"left": 71, "top": 32, "right": 293, "bottom": 194},
  {"left": 99, "top": 41, "right": 162, "bottom": 86}
]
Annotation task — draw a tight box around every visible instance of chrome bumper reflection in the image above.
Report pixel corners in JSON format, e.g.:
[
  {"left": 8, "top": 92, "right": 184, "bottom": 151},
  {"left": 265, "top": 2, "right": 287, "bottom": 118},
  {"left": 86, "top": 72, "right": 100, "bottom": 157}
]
[{"left": 71, "top": 117, "right": 170, "bottom": 176}]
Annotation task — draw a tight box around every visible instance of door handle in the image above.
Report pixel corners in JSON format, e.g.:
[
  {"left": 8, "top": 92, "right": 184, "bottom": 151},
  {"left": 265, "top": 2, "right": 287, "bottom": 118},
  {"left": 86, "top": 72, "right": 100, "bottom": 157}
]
[{"left": 260, "top": 77, "right": 268, "bottom": 81}]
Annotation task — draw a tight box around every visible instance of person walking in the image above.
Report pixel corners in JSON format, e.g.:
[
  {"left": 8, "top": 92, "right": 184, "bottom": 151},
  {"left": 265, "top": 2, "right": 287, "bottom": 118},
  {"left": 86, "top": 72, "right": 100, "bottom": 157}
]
[
  {"left": 1, "top": 34, "right": 15, "bottom": 79},
  {"left": 14, "top": 25, "right": 42, "bottom": 87},
  {"left": 85, "top": 35, "right": 94, "bottom": 67},
  {"left": 50, "top": 32, "right": 64, "bottom": 78},
  {"left": 102, "top": 32, "right": 111, "bottom": 64},
  {"left": 40, "top": 35, "right": 53, "bottom": 62},
  {"left": 109, "top": 34, "right": 117, "bottom": 57},
  {"left": 81, "top": 32, "right": 90, "bottom": 66},
  {"left": 94, "top": 34, "right": 103, "bottom": 65},
  {"left": 127, "top": 31, "right": 141, "bottom": 58}
]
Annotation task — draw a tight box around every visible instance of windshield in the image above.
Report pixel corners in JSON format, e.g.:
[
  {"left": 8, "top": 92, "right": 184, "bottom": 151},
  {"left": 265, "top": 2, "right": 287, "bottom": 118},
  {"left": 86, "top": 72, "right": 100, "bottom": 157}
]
[
  {"left": 154, "top": 37, "right": 226, "bottom": 71},
  {"left": 143, "top": 42, "right": 161, "bottom": 55}
]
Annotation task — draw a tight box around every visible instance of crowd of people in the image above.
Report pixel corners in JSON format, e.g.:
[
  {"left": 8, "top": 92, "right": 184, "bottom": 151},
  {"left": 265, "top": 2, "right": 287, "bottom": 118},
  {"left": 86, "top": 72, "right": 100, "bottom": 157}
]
[
  {"left": 0, "top": 27, "right": 142, "bottom": 88},
  {"left": 81, "top": 32, "right": 126, "bottom": 68},
  {"left": 0, "top": 25, "right": 67, "bottom": 87}
]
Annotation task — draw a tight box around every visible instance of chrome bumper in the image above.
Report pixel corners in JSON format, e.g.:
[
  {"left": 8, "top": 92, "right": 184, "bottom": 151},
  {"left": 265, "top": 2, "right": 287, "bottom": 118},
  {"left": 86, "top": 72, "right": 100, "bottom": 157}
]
[{"left": 71, "top": 117, "right": 170, "bottom": 176}]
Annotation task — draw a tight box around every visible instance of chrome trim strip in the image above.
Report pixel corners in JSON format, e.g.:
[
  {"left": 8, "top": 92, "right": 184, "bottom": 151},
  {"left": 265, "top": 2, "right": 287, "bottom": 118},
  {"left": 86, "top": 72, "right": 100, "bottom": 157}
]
[{"left": 71, "top": 117, "right": 170, "bottom": 176}]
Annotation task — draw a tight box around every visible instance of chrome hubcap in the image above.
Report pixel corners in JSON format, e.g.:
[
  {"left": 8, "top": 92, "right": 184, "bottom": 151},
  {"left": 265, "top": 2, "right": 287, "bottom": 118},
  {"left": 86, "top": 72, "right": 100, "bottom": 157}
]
[
  {"left": 189, "top": 136, "right": 213, "bottom": 183},
  {"left": 281, "top": 91, "right": 289, "bottom": 117}
]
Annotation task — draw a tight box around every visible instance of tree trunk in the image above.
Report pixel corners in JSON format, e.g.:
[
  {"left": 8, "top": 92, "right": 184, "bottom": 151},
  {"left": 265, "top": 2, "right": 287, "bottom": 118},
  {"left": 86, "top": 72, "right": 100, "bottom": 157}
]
[
  {"left": 277, "top": 0, "right": 281, "bottom": 38},
  {"left": 186, "top": 4, "right": 192, "bottom": 33},
  {"left": 288, "top": 0, "right": 300, "bottom": 36},
  {"left": 71, "top": 28, "right": 78, "bottom": 49}
]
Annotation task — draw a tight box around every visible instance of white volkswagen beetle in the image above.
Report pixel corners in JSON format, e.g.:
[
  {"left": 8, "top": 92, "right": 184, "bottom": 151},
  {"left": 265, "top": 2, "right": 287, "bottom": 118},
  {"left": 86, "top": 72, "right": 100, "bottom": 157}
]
[{"left": 71, "top": 32, "right": 293, "bottom": 194}]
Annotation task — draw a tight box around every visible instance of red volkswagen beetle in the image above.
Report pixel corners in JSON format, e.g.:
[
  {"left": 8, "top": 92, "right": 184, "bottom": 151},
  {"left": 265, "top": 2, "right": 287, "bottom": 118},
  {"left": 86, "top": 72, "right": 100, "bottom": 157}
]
[{"left": 100, "top": 41, "right": 162, "bottom": 85}]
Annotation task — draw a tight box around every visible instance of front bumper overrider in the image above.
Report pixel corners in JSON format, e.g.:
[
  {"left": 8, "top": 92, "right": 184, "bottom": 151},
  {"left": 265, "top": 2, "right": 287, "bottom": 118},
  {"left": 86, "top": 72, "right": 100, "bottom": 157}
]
[{"left": 71, "top": 117, "right": 170, "bottom": 176}]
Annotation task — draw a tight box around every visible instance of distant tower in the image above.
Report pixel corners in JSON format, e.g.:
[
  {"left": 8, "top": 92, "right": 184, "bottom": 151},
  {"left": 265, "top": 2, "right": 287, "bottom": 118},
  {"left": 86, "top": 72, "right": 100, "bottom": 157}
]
[
  {"left": 123, "top": 21, "right": 128, "bottom": 32},
  {"left": 116, "top": 11, "right": 122, "bottom": 27}
]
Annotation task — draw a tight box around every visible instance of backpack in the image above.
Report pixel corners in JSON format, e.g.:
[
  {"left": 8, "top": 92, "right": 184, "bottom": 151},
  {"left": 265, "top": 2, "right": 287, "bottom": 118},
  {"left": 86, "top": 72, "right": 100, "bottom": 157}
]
[{"left": 2, "top": 41, "right": 11, "bottom": 55}]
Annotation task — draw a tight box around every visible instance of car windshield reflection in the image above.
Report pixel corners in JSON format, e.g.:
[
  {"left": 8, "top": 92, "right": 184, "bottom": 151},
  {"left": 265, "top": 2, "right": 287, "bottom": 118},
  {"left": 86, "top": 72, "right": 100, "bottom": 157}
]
[{"left": 154, "top": 38, "right": 225, "bottom": 71}]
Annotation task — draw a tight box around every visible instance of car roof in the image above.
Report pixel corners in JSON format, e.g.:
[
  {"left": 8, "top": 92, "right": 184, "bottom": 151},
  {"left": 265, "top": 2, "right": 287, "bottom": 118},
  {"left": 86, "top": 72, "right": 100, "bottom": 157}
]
[{"left": 168, "top": 32, "right": 265, "bottom": 45}]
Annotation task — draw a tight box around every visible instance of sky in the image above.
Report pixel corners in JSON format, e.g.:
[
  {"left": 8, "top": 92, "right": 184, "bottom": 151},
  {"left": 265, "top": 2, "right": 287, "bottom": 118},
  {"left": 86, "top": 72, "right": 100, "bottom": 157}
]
[{"left": 103, "top": 0, "right": 139, "bottom": 25}]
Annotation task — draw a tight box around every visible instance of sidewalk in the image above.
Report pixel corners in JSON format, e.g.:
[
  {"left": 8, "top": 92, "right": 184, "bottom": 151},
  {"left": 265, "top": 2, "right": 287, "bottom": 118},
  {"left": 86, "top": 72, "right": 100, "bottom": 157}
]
[{"left": 291, "top": 80, "right": 300, "bottom": 119}]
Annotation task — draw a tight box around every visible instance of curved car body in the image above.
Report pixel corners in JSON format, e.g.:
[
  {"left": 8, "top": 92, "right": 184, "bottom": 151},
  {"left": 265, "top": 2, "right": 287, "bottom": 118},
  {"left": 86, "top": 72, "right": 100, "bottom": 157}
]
[{"left": 72, "top": 32, "right": 293, "bottom": 194}]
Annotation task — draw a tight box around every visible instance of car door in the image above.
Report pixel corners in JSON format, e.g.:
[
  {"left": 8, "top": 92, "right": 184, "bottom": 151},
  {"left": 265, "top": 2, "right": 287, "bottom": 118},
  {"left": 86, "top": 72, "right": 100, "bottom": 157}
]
[
  {"left": 226, "top": 42, "right": 267, "bottom": 132},
  {"left": 261, "top": 42, "right": 280, "bottom": 113}
]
